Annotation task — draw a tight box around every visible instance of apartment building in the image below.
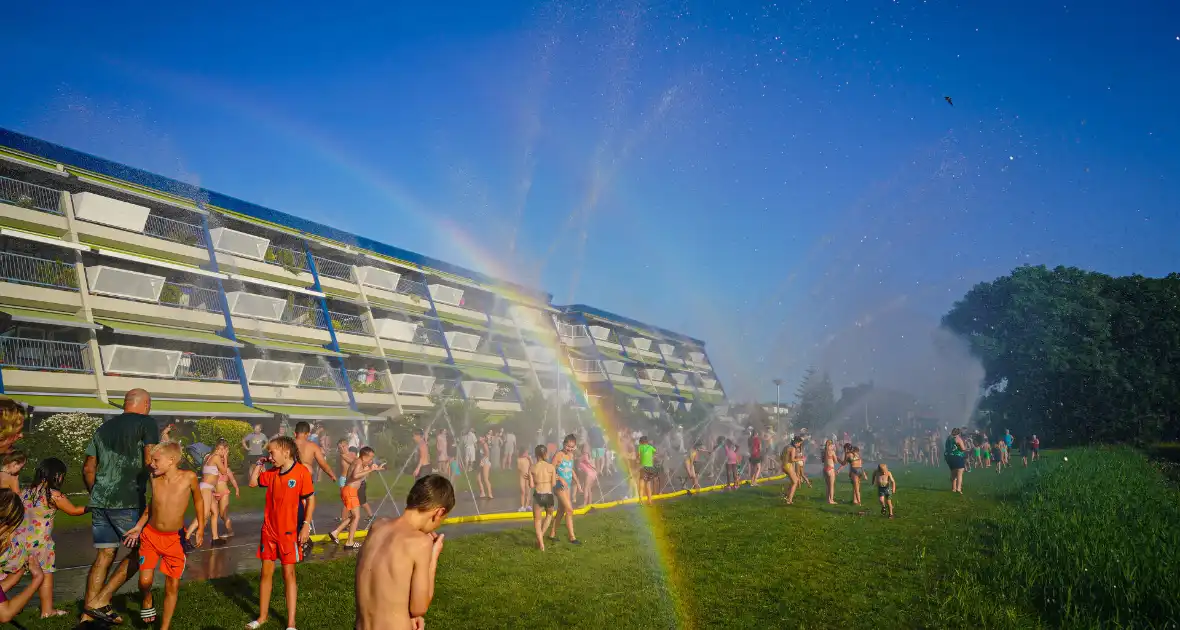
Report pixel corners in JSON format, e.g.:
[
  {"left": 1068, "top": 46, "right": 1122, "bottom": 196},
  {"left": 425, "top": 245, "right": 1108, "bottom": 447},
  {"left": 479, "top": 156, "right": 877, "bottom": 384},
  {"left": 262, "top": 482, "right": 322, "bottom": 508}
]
[{"left": 0, "top": 128, "right": 727, "bottom": 425}]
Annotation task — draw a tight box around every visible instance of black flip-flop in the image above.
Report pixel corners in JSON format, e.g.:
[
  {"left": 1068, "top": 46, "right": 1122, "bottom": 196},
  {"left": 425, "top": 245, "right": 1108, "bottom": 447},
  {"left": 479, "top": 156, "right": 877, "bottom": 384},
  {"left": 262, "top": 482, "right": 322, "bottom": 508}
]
[{"left": 84, "top": 604, "right": 123, "bottom": 625}]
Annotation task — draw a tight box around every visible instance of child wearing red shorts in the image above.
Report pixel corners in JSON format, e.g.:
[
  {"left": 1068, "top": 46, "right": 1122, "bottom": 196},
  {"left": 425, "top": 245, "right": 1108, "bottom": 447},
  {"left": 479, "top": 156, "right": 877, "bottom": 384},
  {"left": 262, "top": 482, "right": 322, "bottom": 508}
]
[{"left": 247, "top": 436, "right": 315, "bottom": 630}]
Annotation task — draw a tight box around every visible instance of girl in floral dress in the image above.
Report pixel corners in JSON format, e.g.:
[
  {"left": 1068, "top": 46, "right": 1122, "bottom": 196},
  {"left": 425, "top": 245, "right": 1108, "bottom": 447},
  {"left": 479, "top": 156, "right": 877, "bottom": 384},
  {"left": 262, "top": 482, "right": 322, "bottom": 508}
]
[{"left": 2, "top": 458, "right": 86, "bottom": 618}]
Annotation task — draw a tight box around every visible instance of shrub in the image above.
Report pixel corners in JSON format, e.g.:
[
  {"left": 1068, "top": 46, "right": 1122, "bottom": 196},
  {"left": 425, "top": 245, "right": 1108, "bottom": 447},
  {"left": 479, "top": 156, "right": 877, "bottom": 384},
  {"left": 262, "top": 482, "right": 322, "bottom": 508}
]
[
  {"left": 191, "top": 418, "right": 253, "bottom": 469},
  {"left": 30, "top": 412, "right": 105, "bottom": 466}
]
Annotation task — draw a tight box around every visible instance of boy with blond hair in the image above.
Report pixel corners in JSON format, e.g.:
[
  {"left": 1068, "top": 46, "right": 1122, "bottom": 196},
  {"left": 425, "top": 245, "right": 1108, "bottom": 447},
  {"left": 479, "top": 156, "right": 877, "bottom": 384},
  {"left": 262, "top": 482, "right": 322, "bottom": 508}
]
[
  {"left": 122, "top": 442, "right": 204, "bottom": 629},
  {"left": 355, "top": 474, "right": 454, "bottom": 630},
  {"left": 329, "top": 446, "right": 385, "bottom": 548}
]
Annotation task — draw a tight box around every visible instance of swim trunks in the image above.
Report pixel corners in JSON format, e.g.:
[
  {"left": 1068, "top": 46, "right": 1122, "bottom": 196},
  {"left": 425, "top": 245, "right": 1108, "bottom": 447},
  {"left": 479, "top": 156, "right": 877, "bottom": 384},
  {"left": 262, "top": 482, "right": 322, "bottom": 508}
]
[
  {"left": 138, "top": 524, "right": 186, "bottom": 579},
  {"left": 878, "top": 485, "right": 893, "bottom": 498},
  {"left": 641, "top": 466, "right": 658, "bottom": 482},
  {"left": 358, "top": 480, "right": 368, "bottom": 505},
  {"left": 341, "top": 486, "right": 360, "bottom": 511}
]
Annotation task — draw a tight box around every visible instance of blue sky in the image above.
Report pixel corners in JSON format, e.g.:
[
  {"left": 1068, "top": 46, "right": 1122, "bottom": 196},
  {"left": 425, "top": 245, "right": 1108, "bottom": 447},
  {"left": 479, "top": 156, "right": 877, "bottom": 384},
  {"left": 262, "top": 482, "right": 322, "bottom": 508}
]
[{"left": 3, "top": 1, "right": 1178, "bottom": 402}]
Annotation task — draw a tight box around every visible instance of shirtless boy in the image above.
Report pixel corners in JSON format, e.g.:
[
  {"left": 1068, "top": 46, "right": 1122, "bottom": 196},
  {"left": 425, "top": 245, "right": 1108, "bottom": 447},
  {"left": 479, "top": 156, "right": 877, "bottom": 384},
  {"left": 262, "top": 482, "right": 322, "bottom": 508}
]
[
  {"left": 330, "top": 447, "right": 386, "bottom": 548},
  {"left": 122, "top": 442, "right": 203, "bottom": 629},
  {"left": 354, "top": 474, "right": 454, "bottom": 630},
  {"left": 294, "top": 422, "right": 336, "bottom": 544}
]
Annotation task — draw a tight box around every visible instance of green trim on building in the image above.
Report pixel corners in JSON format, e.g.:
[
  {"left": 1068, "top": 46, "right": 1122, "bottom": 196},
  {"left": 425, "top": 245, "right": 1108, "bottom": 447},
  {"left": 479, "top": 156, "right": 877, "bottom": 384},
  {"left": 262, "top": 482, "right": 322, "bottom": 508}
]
[
  {"left": 455, "top": 365, "right": 518, "bottom": 384},
  {"left": 238, "top": 336, "right": 344, "bottom": 357},
  {"left": 1, "top": 306, "right": 100, "bottom": 330},
  {"left": 95, "top": 318, "right": 241, "bottom": 348},
  {"left": 1, "top": 394, "right": 114, "bottom": 414},
  {"left": 253, "top": 404, "right": 366, "bottom": 420}
]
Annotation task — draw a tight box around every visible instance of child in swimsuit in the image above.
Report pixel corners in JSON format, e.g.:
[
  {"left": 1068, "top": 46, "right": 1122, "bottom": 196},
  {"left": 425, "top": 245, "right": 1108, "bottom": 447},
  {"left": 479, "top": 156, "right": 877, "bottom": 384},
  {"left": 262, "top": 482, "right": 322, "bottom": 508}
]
[
  {"left": 724, "top": 440, "right": 739, "bottom": 490},
  {"left": 530, "top": 445, "right": 556, "bottom": 551},
  {"left": 577, "top": 447, "right": 598, "bottom": 507},
  {"left": 685, "top": 442, "right": 703, "bottom": 492},
  {"left": 516, "top": 448, "right": 532, "bottom": 512},
  {"left": 872, "top": 464, "right": 896, "bottom": 518},
  {"left": 843, "top": 446, "right": 866, "bottom": 505}
]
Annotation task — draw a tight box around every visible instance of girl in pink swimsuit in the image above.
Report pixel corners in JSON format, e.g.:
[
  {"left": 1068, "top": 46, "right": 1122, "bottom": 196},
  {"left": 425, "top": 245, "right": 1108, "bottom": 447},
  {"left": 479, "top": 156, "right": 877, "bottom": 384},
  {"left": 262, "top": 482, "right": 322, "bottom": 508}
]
[{"left": 577, "top": 447, "right": 598, "bottom": 506}]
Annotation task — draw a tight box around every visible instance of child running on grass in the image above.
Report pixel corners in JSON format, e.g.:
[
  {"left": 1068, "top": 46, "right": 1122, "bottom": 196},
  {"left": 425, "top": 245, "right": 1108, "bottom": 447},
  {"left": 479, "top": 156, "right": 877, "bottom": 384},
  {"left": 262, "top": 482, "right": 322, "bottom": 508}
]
[
  {"left": 530, "top": 445, "right": 557, "bottom": 551},
  {"left": 637, "top": 436, "right": 657, "bottom": 507},
  {"left": 872, "top": 464, "right": 896, "bottom": 518},
  {"left": 354, "top": 474, "right": 454, "bottom": 630},
  {"left": 0, "top": 450, "right": 25, "bottom": 494},
  {"left": 993, "top": 442, "right": 1004, "bottom": 474},
  {"left": 122, "top": 442, "right": 203, "bottom": 629},
  {"left": 248, "top": 436, "right": 315, "bottom": 630},
  {"left": 330, "top": 446, "right": 385, "bottom": 549}
]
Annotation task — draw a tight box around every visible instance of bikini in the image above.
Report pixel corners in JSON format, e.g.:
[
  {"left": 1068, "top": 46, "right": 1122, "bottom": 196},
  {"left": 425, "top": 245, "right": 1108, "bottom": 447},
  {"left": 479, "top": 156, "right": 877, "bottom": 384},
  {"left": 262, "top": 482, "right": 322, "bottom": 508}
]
[{"left": 199, "top": 463, "right": 219, "bottom": 492}]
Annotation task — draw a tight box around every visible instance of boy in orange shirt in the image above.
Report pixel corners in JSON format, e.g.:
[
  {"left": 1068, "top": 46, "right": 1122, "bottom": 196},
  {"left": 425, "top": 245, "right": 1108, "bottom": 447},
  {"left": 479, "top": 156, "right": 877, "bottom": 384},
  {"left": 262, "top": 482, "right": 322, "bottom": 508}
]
[
  {"left": 247, "top": 436, "right": 315, "bottom": 630},
  {"left": 122, "top": 442, "right": 204, "bottom": 629},
  {"left": 329, "top": 446, "right": 385, "bottom": 548}
]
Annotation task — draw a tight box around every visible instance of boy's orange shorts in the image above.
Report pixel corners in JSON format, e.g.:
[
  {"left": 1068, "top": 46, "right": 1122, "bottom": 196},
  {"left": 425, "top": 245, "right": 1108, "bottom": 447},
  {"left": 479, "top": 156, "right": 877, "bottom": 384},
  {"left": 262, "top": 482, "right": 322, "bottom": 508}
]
[
  {"left": 138, "top": 524, "right": 187, "bottom": 579},
  {"left": 341, "top": 485, "right": 360, "bottom": 510}
]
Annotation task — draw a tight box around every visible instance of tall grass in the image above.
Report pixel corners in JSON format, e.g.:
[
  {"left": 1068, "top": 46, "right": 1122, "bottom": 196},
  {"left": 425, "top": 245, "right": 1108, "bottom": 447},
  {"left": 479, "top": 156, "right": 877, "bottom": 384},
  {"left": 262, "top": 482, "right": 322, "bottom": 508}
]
[{"left": 978, "top": 448, "right": 1179, "bottom": 628}]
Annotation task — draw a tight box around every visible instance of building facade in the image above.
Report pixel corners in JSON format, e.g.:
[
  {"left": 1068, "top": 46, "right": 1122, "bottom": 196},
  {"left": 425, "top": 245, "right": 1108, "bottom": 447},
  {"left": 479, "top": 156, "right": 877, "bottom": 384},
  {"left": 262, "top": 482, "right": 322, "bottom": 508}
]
[{"left": 0, "top": 128, "right": 726, "bottom": 425}]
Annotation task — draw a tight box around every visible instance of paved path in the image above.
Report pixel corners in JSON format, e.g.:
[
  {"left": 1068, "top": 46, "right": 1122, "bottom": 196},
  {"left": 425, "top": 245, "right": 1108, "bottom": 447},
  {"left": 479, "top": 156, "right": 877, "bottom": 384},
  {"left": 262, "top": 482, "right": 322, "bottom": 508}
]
[{"left": 37, "top": 460, "right": 824, "bottom": 610}]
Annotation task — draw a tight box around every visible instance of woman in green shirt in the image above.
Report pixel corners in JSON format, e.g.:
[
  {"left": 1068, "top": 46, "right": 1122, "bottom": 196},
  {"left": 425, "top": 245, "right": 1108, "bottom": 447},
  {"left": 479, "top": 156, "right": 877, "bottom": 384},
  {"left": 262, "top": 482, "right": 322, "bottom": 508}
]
[{"left": 944, "top": 428, "right": 967, "bottom": 494}]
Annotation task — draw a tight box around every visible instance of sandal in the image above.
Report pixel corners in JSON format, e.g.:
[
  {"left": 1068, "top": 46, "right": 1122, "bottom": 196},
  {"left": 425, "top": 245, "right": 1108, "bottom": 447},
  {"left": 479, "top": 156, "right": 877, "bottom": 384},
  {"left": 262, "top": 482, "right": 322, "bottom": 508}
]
[
  {"left": 328, "top": 532, "right": 341, "bottom": 545},
  {"left": 141, "top": 607, "right": 157, "bottom": 623},
  {"left": 85, "top": 604, "right": 123, "bottom": 625},
  {"left": 344, "top": 542, "right": 362, "bottom": 549}
]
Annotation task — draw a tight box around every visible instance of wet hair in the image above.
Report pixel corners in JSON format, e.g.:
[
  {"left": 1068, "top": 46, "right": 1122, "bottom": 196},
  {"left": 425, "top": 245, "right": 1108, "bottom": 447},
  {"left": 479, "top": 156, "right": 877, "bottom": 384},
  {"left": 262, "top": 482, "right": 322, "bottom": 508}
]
[
  {"left": 338, "top": 438, "right": 349, "bottom": 446},
  {"left": 535, "top": 444, "right": 547, "bottom": 460},
  {"left": 2, "top": 449, "right": 27, "bottom": 468},
  {"left": 639, "top": 436, "right": 650, "bottom": 445},
  {"left": 269, "top": 436, "right": 299, "bottom": 461},
  {"left": 154, "top": 441, "right": 183, "bottom": 460},
  {"left": 0, "top": 489, "right": 25, "bottom": 551},
  {"left": 32, "top": 457, "right": 67, "bottom": 505},
  {"left": 0, "top": 399, "right": 25, "bottom": 444},
  {"left": 359, "top": 446, "right": 375, "bottom": 458},
  {"left": 405, "top": 474, "right": 456, "bottom": 514},
  {"left": 951, "top": 427, "right": 961, "bottom": 436},
  {"left": 349, "top": 446, "right": 359, "bottom": 454},
  {"left": 294, "top": 421, "right": 311, "bottom": 435},
  {"left": 215, "top": 438, "right": 230, "bottom": 451},
  {"left": 563, "top": 433, "right": 577, "bottom": 446}
]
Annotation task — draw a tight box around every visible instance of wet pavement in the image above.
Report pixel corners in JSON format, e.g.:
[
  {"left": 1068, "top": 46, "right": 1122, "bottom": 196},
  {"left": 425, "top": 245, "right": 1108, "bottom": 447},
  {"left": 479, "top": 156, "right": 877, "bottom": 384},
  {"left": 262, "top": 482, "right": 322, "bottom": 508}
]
[{"left": 37, "top": 461, "right": 820, "bottom": 609}]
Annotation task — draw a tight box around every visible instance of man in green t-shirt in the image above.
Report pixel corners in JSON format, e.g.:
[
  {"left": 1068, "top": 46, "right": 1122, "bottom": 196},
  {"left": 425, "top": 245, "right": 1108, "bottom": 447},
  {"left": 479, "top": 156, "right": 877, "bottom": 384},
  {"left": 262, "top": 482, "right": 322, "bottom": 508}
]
[
  {"left": 637, "top": 436, "right": 657, "bottom": 507},
  {"left": 80, "top": 388, "right": 160, "bottom": 626}
]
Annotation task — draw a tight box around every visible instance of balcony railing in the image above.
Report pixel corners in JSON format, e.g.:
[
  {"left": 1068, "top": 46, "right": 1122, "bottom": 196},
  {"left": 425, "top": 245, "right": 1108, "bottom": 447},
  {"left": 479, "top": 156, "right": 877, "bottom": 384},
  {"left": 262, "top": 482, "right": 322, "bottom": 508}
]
[
  {"left": 0, "top": 176, "right": 62, "bottom": 215},
  {"left": 175, "top": 353, "right": 239, "bottom": 382},
  {"left": 281, "top": 303, "right": 328, "bottom": 329},
  {"left": 413, "top": 326, "right": 446, "bottom": 347},
  {"left": 328, "top": 311, "right": 371, "bottom": 335},
  {"left": 143, "top": 214, "right": 206, "bottom": 248},
  {"left": 298, "top": 364, "right": 346, "bottom": 390},
  {"left": 313, "top": 256, "right": 353, "bottom": 281},
  {"left": 557, "top": 322, "right": 588, "bottom": 339},
  {"left": 0, "top": 251, "right": 79, "bottom": 290},
  {"left": 349, "top": 368, "right": 391, "bottom": 394},
  {"left": 499, "top": 342, "right": 528, "bottom": 360},
  {"left": 569, "top": 357, "right": 604, "bottom": 376},
  {"left": 0, "top": 337, "right": 92, "bottom": 373},
  {"left": 493, "top": 383, "right": 517, "bottom": 402},
  {"left": 263, "top": 244, "right": 309, "bottom": 274},
  {"left": 159, "top": 282, "right": 222, "bottom": 314},
  {"left": 396, "top": 276, "right": 430, "bottom": 300},
  {"left": 431, "top": 378, "right": 462, "bottom": 399}
]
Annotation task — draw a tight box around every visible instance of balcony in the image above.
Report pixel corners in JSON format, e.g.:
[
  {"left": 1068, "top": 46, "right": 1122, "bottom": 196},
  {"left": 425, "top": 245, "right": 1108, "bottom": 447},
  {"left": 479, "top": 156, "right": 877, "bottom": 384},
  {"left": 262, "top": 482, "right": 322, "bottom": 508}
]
[
  {"left": 444, "top": 330, "right": 481, "bottom": 352},
  {"left": 72, "top": 192, "right": 150, "bottom": 233},
  {"left": 431, "top": 378, "right": 462, "bottom": 399},
  {"left": 0, "top": 337, "right": 91, "bottom": 372},
  {"left": 671, "top": 372, "right": 689, "bottom": 385},
  {"left": 363, "top": 274, "right": 431, "bottom": 313},
  {"left": 658, "top": 343, "right": 676, "bottom": 356},
  {"left": 0, "top": 251, "right": 78, "bottom": 291},
  {"left": 642, "top": 368, "right": 666, "bottom": 381},
  {"left": 699, "top": 376, "right": 718, "bottom": 389},
  {"left": 349, "top": 368, "right": 391, "bottom": 394},
  {"left": 176, "top": 354, "right": 239, "bottom": 382},
  {"left": 328, "top": 311, "right": 370, "bottom": 336},
  {"left": 143, "top": 215, "right": 206, "bottom": 248},
  {"left": 1, "top": 175, "right": 62, "bottom": 215},
  {"left": 86, "top": 266, "right": 165, "bottom": 302},
  {"left": 209, "top": 226, "right": 269, "bottom": 261},
  {"left": 225, "top": 291, "right": 286, "bottom": 321},
  {"left": 100, "top": 344, "right": 182, "bottom": 378},
  {"left": 391, "top": 373, "right": 435, "bottom": 396},
  {"left": 297, "top": 365, "right": 346, "bottom": 390},
  {"left": 427, "top": 284, "right": 464, "bottom": 307},
  {"left": 242, "top": 358, "right": 304, "bottom": 386},
  {"left": 689, "top": 351, "right": 706, "bottom": 363},
  {"left": 556, "top": 322, "right": 593, "bottom": 347},
  {"left": 263, "top": 244, "right": 309, "bottom": 274},
  {"left": 625, "top": 336, "right": 653, "bottom": 352},
  {"left": 354, "top": 265, "right": 401, "bottom": 292},
  {"left": 282, "top": 304, "right": 328, "bottom": 330},
  {"left": 372, "top": 318, "right": 419, "bottom": 342},
  {"left": 313, "top": 256, "right": 353, "bottom": 282},
  {"left": 159, "top": 282, "right": 222, "bottom": 314}
]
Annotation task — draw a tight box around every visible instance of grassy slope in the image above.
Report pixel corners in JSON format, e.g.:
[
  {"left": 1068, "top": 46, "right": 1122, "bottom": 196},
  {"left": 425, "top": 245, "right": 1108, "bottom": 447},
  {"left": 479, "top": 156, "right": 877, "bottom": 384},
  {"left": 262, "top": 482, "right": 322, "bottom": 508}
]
[{"left": 16, "top": 463, "right": 1051, "bottom": 629}]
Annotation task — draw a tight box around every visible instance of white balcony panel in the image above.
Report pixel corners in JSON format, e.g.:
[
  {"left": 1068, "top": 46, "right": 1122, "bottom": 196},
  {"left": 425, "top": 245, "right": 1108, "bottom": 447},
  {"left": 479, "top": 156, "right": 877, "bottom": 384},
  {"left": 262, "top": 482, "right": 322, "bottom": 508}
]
[
  {"left": 100, "top": 345, "right": 181, "bottom": 378},
  {"left": 353, "top": 266, "right": 401, "bottom": 292},
  {"left": 391, "top": 373, "right": 435, "bottom": 396},
  {"left": 508, "top": 305, "right": 543, "bottom": 327},
  {"left": 427, "top": 284, "right": 464, "bottom": 307},
  {"left": 630, "top": 337, "right": 653, "bottom": 351},
  {"left": 243, "top": 359, "right": 304, "bottom": 386},
  {"left": 685, "top": 402, "right": 693, "bottom": 411},
  {"left": 671, "top": 372, "right": 689, "bottom": 385},
  {"left": 461, "top": 380, "right": 498, "bottom": 400},
  {"left": 209, "top": 227, "right": 270, "bottom": 261},
  {"left": 587, "top": 326, "right": 611, "bottom": 341},
  {"left": 643, "top": 369, "right": 666, "bottom": 381},
  {"left": 689, "top": 351, "right": 706, "bottom": 363},
  {"left": 225, "top": 291, "right": 286, "bottom": 321},
  {"left": 86, "top": 266, "right": 165, "bottom": 302},
  {"left": 701, "top": 377, "right": 717, "bottom": 388},
  {"left": 372, "top": 319, "right": 418, "bottom": 342},
  {"left": 71, "top": 192, "right": 150, "bottom": 233},
  {"left": 658, "top": 343, "right": 676, "bottom": 356},
  {"left": 524, "top": 345, "right": 555, "bottom": 363},
  {"left": 601, "top": 360, "right": 625, "bottom": 375},
  {"left": 444, "top": 330, "right": 481, "bottom": 352}
]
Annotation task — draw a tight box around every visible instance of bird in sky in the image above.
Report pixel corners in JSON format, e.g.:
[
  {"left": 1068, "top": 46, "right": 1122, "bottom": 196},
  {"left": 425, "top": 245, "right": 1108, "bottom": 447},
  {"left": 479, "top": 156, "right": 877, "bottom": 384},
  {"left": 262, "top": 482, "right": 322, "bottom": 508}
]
[{"left": 944, "top": 96, "right": 954, "bottom": 106}]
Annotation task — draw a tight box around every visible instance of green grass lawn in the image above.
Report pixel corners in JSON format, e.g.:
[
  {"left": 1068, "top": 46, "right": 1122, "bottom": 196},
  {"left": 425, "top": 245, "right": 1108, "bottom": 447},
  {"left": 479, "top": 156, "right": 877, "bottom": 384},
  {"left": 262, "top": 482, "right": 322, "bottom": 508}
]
[{"left": 14, "top": 450, "right": 1178, "bottom": 629}]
